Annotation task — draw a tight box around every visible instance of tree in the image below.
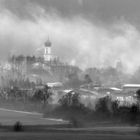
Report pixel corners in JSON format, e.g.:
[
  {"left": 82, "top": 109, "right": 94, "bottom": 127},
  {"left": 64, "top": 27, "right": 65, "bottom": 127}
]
[
  {"left": 59, "top": 91, "right": 81, "bottom": 108},
  {"left": 136, "top": 89, "right": 140, "bottom": 104},
  {"left": 43, "top": 85, "right": 52, "bottom": 104},
  {"left": 84, "top": 74, "right": 92, "bottom": 84},
  {"left": 32, "top": 85, "right": 52, "bottom": 105}
]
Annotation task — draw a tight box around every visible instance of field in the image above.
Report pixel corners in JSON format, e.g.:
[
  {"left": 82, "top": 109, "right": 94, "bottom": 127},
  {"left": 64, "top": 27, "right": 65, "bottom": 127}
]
[
  {"left": 0, "top": 108, "right": 65, "bottom": 126},
  {"left": 0, "top": 108, "right": 140, "bottom": 140},
  {"left": 0, "top": 132, "right": 140, "bottom": 140}
]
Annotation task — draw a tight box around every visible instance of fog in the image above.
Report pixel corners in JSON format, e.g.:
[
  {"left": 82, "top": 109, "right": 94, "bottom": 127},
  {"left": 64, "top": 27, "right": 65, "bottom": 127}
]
[{"left": 0, "top": 2, "right": 140, "bottom": 73}]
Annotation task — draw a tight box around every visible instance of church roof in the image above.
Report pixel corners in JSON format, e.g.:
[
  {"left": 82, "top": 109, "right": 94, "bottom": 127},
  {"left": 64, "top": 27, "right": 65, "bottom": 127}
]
[{"left": 45, "top": 39, "right": 52, "bottom": 47}]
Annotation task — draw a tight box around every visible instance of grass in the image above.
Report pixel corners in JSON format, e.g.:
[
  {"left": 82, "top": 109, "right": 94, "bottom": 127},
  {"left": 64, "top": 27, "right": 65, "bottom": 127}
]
[
  {"left": 0, "top": 96, "right": 140, "bottom": 127},
  {"left": 0, "top": 99, "right": 43, "bottom": 113},
  {"left": 0, "top": 99, "right": 139, "bottom": 140},
  {"left": 0, "top": 128, "right": 140, "bottom": 140}
]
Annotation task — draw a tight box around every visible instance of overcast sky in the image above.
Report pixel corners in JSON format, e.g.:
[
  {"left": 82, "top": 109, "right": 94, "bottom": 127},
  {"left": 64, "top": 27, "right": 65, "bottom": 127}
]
[
  {"left": 1, "top": 0, "right": 140, "bottom": 73},
  {"left": 2, "top": 0, "right": 140, "bottom": 24}
]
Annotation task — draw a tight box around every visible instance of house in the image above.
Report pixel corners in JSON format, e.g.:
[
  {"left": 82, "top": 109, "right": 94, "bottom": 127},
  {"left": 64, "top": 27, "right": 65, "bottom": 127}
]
[{"left": 122, "top": 84, "right": 140, "bottom": 94}]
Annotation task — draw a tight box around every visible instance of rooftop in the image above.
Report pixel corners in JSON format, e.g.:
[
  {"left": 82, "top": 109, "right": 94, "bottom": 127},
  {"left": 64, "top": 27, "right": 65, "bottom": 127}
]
[
  {"left": 45, "top": 39, "right": 52, "bottom": 47},
  {"left": 123, "top": 84, "right": 140, "bottom": 88}
]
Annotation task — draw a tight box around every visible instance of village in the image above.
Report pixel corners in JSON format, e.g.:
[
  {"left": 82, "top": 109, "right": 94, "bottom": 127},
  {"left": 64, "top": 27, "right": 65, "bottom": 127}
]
[
  {"left": 1, "top": 1, "right": 140, "bottom": 139},
  {"left": 0, "top": 38, "right": 139, "bottom": 108}
]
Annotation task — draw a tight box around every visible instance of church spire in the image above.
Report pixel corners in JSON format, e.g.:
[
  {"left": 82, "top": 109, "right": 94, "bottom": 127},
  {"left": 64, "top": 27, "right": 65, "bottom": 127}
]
[{"left": 44, "top": 37, "right": 52, "bottom": 61}]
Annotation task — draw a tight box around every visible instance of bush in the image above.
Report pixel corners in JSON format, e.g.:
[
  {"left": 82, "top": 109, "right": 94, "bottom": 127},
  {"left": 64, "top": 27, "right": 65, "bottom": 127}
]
[
  {"left": 94, "top": 96, "right": 120, "bottom": 121},
  {"left": 13, "top": 121, "right": 23, "bottom": 132},
  {"left": 136, "top": 89, "right": 140, "bottom": 101},
  {"left": 115, "top": 104, "right": 140, "bottom": 125},
  {"left": 111, "top": 100, "right": 119, "bottom": 115},
  {"left": 95, "top": 96, "right": 112, "bottom": 115},
  {"left": 69, "top": 117, "right": 83, "bottom": 128},
  {"left": 129, "top": 104, "right": 139, "bottom": 125},
  {"left": 32, "top": 89, "right": 44, "bottom": 102},
  {"left": 59, "top": 91, "right": 82, "bottom": 108},
  {"left": 45, "top": 92, "right": 140, "bottom": 126}
]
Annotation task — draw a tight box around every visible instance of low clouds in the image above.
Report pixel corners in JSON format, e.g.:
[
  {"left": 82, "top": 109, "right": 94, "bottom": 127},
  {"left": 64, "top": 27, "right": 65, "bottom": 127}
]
[
  {"left": 0, "top": 2, "right": 140, "bottom": 73},
  {"left": 78, "top": 0, "right": 83, "bottom": 6}
]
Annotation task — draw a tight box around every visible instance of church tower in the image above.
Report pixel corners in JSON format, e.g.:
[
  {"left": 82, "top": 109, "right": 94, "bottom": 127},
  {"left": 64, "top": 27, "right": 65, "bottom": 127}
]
[
  {"left": 44, "top": 38, "right": 52, "bottom": 62},
  {"left": 116, "top": 60, "right": 123, "bottom": 72}
]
